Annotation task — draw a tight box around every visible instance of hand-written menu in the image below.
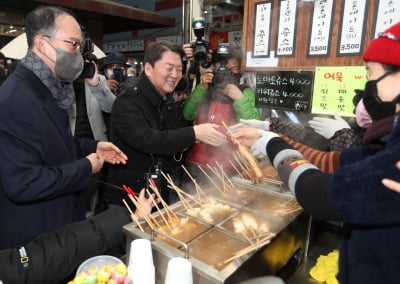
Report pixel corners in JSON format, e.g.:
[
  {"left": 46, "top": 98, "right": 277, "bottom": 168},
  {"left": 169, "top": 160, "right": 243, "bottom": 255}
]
[
  {"left": 337, "top": 0, "right": 368, "bottom": 55},
  {"left": 373, "top": 0, "right": 400, "bottom": 38},
  {"left": 311, "top": 66, "right": 367, "bottom": 117},
  {"left": 308, "top": 0, "right": 335, "bottom": 56},
  {"left": 255, "top": 71, "right": 314, "bottom": 111},
  {"left": 253, "top": 1, "right": 272, "bottom": 57},
  {"left": 276, "top": 0, "right": 297, "bottom": 56}
]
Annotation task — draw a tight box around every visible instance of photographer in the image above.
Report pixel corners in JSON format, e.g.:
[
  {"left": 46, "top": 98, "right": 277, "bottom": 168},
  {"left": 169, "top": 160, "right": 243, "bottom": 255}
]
[
  {"left": 183, "top": 43, "right": 261, "bottom": 181},
  {"left": 100, "top": 52, "right": 135, "bottom": 96},
  {"left": 69, "top": 47, "right": 117, "bottom": 215},
  {"left": 183, "top": 17, "right": 213, "bottom": 87}
]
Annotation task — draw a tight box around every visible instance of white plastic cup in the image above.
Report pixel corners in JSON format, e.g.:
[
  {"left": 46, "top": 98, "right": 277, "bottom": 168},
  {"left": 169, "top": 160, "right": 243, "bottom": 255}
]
[
  {"left": 128, "top": 263, "right": 155, "bottom": 284},
  {"left": 164, "top": 257, "right": 193, "bottom": 284},
  {"left": 128, "top": 238, "right": 153, "bottom": 267}
]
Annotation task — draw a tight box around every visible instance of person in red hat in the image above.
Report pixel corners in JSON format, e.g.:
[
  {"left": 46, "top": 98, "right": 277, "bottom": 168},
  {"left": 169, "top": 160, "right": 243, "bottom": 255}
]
[{"left": 231, "top": 21, "right": 400, "bottom": 284}]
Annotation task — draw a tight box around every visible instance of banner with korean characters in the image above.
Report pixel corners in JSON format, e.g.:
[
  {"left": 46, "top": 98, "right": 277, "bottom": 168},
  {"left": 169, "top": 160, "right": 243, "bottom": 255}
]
[{"left": 311, "top": 66, "right": 367, "bottom": 117}]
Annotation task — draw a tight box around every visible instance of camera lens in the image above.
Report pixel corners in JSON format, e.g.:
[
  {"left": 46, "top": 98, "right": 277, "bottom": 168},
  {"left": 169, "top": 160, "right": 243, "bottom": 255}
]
[
  {"left": 194, "top": 46, "right": 207, "bottom": 63},
  {"left": 113, "top": 67, "right": 124, "bottom": 83}
]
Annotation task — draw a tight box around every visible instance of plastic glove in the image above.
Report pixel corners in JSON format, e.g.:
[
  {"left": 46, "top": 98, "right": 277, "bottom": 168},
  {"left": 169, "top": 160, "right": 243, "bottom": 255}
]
[
  {"left": 250, "top": 130, "right": 279, "bottom": 158},
  {"left": 228, "top": 119, "right": 270, "bottom": 133},
  {"left": 308, "top": 114, "right": 350, "bottom": 139}
]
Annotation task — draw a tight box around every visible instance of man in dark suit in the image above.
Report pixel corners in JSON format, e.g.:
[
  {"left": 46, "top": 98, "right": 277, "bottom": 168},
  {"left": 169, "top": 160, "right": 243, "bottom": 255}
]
[{"left": 0, "top": 6, "right": 127, "bottom": 250}]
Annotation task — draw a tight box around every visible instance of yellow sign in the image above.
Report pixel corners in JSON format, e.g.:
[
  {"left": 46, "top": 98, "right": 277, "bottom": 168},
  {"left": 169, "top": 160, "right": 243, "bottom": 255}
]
[{"left": 311, "top": 66, "right": 367, "bottom": 117}]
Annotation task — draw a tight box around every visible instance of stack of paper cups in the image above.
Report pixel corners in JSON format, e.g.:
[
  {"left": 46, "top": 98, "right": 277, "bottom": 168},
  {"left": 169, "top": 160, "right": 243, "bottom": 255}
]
[
  {"left": 127, "top": 239, "right": 155, "bottom": 284},
  {"left": 164, "top": 257, "right": 193, "bottom": 284}
]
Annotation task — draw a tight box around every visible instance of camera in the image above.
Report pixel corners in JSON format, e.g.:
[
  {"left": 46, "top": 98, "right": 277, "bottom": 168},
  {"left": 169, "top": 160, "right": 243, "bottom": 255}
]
[
  {"left": 212, "top": 43, "right": 240, "bottom": 89},
  {"left": 112, "top": 66, "right": 124, "bottom": 83},
  {"left": 190, "top": 17, "right": 209, "bottom": 64},
  {"left": 79, "top": 31, "right": 96, "bottom": 79},
  {"left": 174, "top": 76, "right": 190, "bottom": 94}
]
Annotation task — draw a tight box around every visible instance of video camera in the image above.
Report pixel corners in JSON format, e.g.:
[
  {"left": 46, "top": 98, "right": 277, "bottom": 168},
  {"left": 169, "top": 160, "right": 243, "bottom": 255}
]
[
  {"left": 212, "top": 43, "right": 240, "bottom": 89},
  {"left": 79, "top": 31, "right": 96, "bottom": 79},
  {"left": 190, "top": 17, "right": 209, "bottom": 64}
]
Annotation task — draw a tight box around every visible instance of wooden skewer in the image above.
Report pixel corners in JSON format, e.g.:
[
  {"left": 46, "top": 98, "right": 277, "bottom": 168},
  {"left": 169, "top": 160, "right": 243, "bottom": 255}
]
[
  {"left": 229, "top": 160, "right": 244, "bottom": 179},
  {"left": 122, "top": 198, "right": 144, "bottom": 232},
  {"left": 234, "top": 154, "right": 252, "bottom": 179},
  {"left": 146, "top": 189, "right": 171, "bottom": 231},
  {"left": 163, "top": 171, "right": 204, "bottom": 207},
  {"left": 181, "top": 165, "right": 207, "bottom": 199},
  {"left": 170, "top": 184, "right": 203, "bottom": 205},
  {"left": 128, "top": 194, "right": 155, "bottom": 230},
  {"left": 167, "top": 184, "right": 190, "bottom": 210},
  {"left": 197, "top": 165, "right": 225, "bottom": 193},
  {"left": 215, "top": 161, "right": 235, "bottom": 189},
  {"left": 221, "top": 239, "right": 272, "bottom": 265},
  {"left": 221, "top": 233, "right": 276, "bottom": 264},
  {"left": 148, "top": 180, "right": 177, "bottom": 221},
  {"left": 166, "top": 183, "right": 194, "bottom": 211},
  {"left": 157, "top": 172, "right": 180, "bottom": 220},
  {"left": 206, "top": 164, "right": 227, "bottom": 194}
]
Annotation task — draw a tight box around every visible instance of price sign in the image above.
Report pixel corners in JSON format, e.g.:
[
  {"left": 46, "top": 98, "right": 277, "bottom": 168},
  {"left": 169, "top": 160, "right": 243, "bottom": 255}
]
[{"left": 255, "top": 71, "right": 314, "bottom": 111}]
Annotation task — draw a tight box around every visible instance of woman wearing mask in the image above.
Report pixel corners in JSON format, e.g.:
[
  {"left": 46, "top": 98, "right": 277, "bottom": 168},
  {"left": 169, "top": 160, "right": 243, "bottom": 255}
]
[{"left": 231, "top": 22, "right": 400, "bottom": 284}]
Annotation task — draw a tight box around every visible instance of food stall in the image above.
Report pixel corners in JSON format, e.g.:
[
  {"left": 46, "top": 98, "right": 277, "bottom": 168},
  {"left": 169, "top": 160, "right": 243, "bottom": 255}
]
[{"left": 123, "top": 169, "right": 313, "bottom": 283}]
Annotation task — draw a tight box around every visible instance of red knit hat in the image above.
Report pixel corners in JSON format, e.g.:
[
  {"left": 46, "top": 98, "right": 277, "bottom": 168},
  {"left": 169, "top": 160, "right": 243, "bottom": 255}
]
[{"left": 362, "top": 22, "right": 400, "bottom": 66}]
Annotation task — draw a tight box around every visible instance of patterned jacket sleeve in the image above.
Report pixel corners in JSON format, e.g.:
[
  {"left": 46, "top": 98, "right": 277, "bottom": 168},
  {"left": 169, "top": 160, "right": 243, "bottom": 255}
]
[
  {"left": 329, "top": 128, "right": 363, "bottom": 151},
  {"left": 280, "top": 134, "right": 341, "bottom": 173}
]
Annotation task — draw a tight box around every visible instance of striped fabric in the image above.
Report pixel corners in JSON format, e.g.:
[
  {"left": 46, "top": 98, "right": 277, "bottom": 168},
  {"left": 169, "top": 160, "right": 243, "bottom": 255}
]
[{"left": 280, "top": 134, "right": 341, "bottom": 173}]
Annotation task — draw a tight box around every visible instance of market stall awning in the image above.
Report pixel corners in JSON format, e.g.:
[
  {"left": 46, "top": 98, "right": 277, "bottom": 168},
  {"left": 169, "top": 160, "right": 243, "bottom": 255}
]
[{"left": 34, "top": 0, "right": 176, "bottom": 33}]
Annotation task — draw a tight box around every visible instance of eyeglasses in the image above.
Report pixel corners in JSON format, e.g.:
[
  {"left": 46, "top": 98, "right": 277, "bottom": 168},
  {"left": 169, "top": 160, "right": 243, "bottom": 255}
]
[
  {"left": 378, "top": 32, "right": 400, "bottom": 42},
  {"left": 43, "top": 35, "right": 83, "bottom": 52}
]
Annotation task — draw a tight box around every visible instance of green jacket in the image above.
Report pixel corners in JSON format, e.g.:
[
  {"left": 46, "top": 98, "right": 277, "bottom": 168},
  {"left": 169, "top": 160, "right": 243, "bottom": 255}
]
[{"left": 183, "top": 84, "right": 261, "bottom": 121}]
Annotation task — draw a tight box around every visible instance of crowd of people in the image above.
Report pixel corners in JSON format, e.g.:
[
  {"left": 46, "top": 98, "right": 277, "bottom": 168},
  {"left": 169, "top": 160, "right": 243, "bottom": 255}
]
[{"left": 1, "top": 4, "right": 400, "bottom": 284}]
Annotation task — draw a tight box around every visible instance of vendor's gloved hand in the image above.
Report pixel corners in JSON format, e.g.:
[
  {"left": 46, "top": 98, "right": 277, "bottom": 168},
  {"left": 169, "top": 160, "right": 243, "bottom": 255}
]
[
  {"left": 250, "top": 130, "right": 279, "bottom": 158},
  {"left": 228, "top": 119, "right": 270, "bottom": 133},
  {"left": 308, "top": 114, "right": 350, "bottom": 139}
]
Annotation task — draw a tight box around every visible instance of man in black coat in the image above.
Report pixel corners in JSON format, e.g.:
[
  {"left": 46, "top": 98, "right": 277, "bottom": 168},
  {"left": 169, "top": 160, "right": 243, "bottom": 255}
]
[
  {"left": 0, "top": 6, "right": 127, "bottom": 250},
  {"left": 103, "top": 41, "right": 227, "bottom": 208}
]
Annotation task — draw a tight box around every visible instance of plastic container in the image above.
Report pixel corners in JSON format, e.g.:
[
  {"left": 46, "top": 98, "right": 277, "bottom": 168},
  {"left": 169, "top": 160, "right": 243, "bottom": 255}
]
[{"left": 76, "top": 255, "right": 123, "bottom": 275}]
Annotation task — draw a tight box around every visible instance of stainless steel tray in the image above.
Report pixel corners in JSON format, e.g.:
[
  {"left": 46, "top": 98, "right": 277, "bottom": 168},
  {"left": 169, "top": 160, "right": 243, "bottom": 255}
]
[{"left": 123, "top": 183, "right": 310, "bottom": 283}]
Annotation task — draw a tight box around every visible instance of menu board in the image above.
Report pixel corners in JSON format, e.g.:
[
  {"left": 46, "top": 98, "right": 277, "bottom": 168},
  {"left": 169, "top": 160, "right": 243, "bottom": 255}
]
[
  {"left": 311, "top": 66, "right": 367, "bottom": 116},
  {"left": 255, "top": 71, "right": 314, "bottom": 111}
]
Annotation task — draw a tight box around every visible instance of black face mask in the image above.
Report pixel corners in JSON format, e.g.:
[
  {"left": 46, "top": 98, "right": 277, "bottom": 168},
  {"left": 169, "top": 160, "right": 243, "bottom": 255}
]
[{"left": 362, "top": 72, "right": 400, "bottom": 121}]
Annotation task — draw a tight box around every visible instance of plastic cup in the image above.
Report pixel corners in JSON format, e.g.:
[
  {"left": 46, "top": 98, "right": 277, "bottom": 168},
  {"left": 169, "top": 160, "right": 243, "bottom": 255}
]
[
  {"left": 128, "top": 238, "right": 153, "bottom": 267},
  {"left": 128, "top": 263, "right": 155, "bottom": 284},
  {"left": 164, "top": 257, "right": 193, "bottom": 284}
]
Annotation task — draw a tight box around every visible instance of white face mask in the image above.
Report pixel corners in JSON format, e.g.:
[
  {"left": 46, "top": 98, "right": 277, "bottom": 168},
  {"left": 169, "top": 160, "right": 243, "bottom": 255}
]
[{"left": 105, "top": 68, "right": 113, "bottom": 78}]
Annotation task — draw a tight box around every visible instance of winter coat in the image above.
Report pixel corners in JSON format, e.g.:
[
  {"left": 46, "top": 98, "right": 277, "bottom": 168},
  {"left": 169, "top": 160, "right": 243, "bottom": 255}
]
[
  {"left": 267, "top": 115, "right": 400, "bottom": 284},
  {"left": 69, "top": 74, "right": 116, "bottom": 141},
  {"left": 0, "top": 63, "right": 97, "bottom": 250},
  {"left": 104, "top": 74, "right": 196, "bottom": 206}
]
